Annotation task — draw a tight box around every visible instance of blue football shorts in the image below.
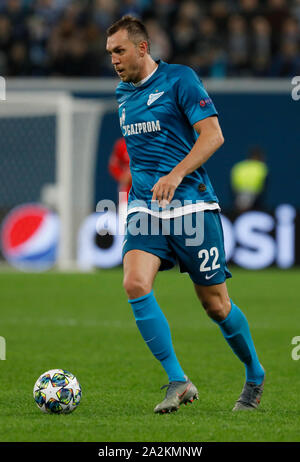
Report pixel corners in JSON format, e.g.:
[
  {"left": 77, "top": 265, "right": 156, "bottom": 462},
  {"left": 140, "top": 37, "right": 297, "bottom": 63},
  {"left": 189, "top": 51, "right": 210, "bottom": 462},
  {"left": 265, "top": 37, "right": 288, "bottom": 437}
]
[{"left": 122, "top": 209, "right": 232, "bottom": 286}]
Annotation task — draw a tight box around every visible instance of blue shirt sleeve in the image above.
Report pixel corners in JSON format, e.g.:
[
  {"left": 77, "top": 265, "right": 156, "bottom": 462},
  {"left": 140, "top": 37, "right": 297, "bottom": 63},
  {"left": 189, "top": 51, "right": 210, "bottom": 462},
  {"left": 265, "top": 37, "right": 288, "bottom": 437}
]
[{"left": 176, "top": 66, "right": 218, "bottom": 126}]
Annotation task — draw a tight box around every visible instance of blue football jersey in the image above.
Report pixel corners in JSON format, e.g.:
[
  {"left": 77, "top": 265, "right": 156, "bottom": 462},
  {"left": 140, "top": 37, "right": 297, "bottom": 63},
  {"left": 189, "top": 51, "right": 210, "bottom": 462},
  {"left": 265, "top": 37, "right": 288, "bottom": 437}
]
[{"left": 115, "top": 60, "right": 219, "bottom": 211}]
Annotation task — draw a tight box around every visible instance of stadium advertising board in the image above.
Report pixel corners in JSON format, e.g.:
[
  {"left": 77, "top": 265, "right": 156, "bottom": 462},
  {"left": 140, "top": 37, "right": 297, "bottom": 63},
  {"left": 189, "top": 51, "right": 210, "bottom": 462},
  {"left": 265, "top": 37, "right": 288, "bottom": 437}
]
[{"left": 1, "top": 203, "right": 298, "bottom": 272}]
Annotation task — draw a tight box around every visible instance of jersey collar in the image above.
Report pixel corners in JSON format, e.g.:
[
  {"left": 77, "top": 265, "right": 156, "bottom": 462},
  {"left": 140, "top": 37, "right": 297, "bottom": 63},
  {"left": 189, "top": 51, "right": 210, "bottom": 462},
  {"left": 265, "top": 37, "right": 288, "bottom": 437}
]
[{"left": 130, "top": 60, "right": 163, "bottom": 89}]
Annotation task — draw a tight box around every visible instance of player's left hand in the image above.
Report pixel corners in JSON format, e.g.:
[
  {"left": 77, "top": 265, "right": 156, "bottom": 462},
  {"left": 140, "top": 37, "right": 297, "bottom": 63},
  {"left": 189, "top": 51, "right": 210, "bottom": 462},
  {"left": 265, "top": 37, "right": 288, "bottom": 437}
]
[{"left": 151, "top": 172, "right": 183, "bottom": 207}]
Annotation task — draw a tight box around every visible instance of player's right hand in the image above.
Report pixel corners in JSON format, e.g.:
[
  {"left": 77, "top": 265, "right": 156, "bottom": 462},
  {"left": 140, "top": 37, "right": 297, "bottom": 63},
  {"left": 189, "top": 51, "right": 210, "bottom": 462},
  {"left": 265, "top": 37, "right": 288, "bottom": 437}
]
[{"left": 151, "top": 171, "right": 183, "bottom": 207}]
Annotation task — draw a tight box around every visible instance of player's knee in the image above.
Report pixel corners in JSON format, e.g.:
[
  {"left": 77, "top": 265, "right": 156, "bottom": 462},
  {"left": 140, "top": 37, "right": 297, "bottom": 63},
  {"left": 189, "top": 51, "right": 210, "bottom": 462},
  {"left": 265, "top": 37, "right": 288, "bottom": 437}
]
[
  {"left": 123, "top": 274, "right": 152, "bottom": 300},
  {"left": 202, "top": 296, "right": 231, "bottom": 322}
]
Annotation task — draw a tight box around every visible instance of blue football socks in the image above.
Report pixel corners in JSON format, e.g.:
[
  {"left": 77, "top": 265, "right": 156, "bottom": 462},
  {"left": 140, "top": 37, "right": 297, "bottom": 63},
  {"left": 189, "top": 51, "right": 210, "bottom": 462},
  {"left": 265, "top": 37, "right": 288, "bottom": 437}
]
[
  {"left": 129, "top": 292, "right": 264, "bottom": 385},
  {"left": 129, "top": 290, "right": 186, "bottom": 383},
  {"left": 216, "top": 300, "right": 265, "bottom": 384}
]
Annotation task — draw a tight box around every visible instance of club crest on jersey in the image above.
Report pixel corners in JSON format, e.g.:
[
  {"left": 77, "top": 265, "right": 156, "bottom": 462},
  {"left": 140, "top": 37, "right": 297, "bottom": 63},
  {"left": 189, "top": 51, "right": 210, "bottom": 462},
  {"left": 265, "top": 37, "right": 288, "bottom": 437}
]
[{"left": 147, "top": 91, "right": 164, "bottom": 106}]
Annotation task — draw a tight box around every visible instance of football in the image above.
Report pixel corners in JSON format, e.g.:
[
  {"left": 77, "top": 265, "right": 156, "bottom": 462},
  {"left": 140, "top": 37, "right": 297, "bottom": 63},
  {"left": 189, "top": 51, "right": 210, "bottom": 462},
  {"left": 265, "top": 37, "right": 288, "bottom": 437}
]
[{"left": 33, "top": 369, "right": 81, "bottom": 414}]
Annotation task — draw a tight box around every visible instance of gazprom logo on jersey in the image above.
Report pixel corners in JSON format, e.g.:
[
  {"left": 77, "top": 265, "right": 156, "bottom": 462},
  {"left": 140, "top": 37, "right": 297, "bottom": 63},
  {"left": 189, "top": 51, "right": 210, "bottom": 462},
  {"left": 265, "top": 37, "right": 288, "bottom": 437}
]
[
  {"left": 123, "top": 119, "right": 161, "bottom": 136},
  {"left": 120, "top": 107, "right": 161, "bottom": 137},
  {"left": 1, "top": 203, "right": 59, "bottom": 271}
]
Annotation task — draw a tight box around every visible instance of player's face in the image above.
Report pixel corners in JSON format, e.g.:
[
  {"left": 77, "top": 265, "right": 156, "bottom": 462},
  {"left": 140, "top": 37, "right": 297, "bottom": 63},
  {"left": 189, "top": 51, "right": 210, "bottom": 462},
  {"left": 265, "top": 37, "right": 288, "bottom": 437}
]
[{"left": 106, "top": 29, "right": 143, "bottom": 83}]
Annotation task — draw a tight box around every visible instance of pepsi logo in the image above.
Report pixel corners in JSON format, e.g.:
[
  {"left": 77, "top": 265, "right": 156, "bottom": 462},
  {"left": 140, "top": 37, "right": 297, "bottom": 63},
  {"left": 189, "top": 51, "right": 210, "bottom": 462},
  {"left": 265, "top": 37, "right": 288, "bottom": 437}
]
[{"left": 1, "top": 203, "right": 60, "bottom": 271}]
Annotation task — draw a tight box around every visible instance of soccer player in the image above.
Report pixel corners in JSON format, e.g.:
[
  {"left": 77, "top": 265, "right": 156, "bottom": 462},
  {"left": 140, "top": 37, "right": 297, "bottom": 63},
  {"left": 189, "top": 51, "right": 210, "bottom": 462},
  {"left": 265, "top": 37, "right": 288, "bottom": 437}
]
[
  {"left": 108, "top": 137, "right": 132, "bottom": 199},
  {"left": 106, "top": 16, "right": 265, "bottom": 414}
]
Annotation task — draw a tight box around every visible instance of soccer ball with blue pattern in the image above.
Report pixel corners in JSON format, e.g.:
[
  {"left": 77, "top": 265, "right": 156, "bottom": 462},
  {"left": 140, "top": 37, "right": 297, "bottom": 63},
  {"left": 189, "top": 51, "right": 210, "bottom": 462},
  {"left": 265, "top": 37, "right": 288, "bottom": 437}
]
[{"left": 33, "top": 369, "right": 81, "bottom": 414}]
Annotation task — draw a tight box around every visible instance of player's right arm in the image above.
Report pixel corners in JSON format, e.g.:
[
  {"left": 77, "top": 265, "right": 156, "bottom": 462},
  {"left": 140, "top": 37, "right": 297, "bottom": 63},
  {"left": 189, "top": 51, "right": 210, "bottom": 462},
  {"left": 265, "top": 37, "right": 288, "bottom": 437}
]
[
  {"left": 151, "top": 66, "right": 223, "bottom": 206},
  {"left": 151, "top": 116, "right": 224, "bottom": 205},
  {"left": 172, "top": 116, "right": 224, "bottom": 178}
]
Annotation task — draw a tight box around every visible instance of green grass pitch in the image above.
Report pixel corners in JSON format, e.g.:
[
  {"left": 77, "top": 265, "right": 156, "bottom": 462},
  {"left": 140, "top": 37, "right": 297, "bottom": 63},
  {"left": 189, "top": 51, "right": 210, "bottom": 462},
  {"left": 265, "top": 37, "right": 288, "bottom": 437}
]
[{"left": 0, "top": 267, "right": 299, "bottom": 442}]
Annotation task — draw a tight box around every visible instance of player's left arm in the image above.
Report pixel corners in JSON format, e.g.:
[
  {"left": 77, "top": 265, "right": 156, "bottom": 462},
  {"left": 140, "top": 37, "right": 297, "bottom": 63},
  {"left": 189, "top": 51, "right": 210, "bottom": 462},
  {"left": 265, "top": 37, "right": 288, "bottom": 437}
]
[{"left": 151, "top": 115, "right": 224, "bottom": 205}]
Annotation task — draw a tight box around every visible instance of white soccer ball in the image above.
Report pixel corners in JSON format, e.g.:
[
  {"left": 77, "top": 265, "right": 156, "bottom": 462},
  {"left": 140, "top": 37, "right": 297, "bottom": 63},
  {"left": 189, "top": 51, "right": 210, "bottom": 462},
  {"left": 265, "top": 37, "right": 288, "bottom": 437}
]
[{"left": 33, "top": 369, "right": 81, "bottom": 414}]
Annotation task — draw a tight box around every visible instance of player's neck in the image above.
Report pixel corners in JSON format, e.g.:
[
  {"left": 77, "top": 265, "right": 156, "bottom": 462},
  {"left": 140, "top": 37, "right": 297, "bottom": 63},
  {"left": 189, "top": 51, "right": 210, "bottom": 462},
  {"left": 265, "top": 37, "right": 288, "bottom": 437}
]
[{"left": 135, "top": 57, "right": 158, "bottom": 85}]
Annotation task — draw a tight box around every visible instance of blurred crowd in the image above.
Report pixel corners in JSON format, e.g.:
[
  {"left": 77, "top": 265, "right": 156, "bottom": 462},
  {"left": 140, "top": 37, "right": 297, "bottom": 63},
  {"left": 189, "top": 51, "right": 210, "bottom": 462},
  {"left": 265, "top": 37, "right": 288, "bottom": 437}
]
[{"left": 0, "top": 0, "right": 300, "bottom": 77}]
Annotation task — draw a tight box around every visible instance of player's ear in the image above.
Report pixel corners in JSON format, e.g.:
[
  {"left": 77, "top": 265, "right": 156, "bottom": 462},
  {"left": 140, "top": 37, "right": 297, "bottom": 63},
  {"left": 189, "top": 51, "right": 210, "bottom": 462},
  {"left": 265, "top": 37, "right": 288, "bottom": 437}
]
[{"left": 139, "top": 40, "right": 148, "bottom": 57}]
